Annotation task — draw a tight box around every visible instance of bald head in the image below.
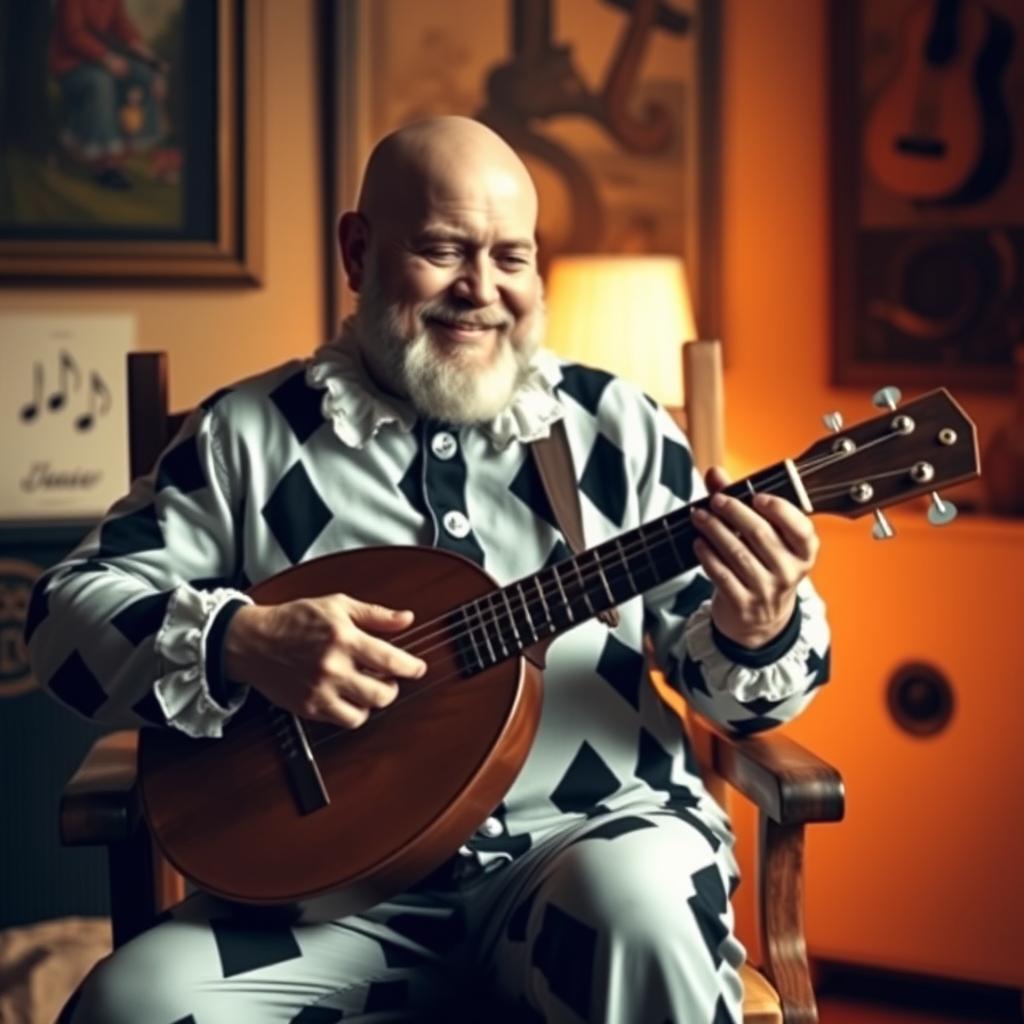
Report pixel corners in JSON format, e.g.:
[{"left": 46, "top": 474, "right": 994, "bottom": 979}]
[
  {"left": 337, "top": 116, "right": 545, "bottom": 424},
  {"left": 355, "top": 116, "right": 538, "bottom": 232}
]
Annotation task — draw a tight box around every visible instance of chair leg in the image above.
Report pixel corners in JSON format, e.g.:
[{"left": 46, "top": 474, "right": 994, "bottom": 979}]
[
  {"left": 758, "top": 817, "right": 818, "bottom": 1024},
  {"left": 107, "top": 824, "right": 185, "bottom": 948}
]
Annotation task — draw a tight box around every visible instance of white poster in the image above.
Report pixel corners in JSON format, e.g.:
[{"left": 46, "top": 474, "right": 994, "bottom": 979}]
[{"left": 1, "top": 313, "right": 135, "bottom": 520}]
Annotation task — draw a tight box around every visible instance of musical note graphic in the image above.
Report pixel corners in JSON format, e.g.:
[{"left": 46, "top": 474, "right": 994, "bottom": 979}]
[
  {"left": 19, "top": 363, "right": 43, "bottom": 422},
  {"left": 74, "top": 372, "right": 112, "bottom": 432},
  {"left": 47, "top": 350, "right": 81, "bottom": 412}
]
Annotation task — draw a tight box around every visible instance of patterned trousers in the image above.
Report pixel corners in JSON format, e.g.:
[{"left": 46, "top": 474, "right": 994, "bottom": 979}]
[{"left": 63, "top": 807, "right": 745, "bottom": 1023}]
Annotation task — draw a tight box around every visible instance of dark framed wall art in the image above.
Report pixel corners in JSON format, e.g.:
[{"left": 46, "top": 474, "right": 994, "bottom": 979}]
[
  {"left": 0, "top": 0, "right": 263, "bottom": 283},
  {"left": 324, "top": 0, "right": 721, "bottom": 337},
  {"left": 831, "top": 0, "right": 1024, "bottom": 391}
]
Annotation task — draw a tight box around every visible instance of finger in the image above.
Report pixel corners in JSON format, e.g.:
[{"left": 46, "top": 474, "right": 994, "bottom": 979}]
[
  {"left": 345, "top": 597, "right": 417, "bottom": 633},
  {"left": 692, "top": 537, "right": 750, "bottom": 610},
  {"left": 702, "top": 493, "right": 798, "bottom": 582},
  {"left": 334, "top": 670, "right": 400, "bottom": 712},
  {"left": 752, "top": 492, "right": 819, "bottom": 562},
  {"left": 347, "top": 629, "right": 427, "bottom": 679},
  {"left": 691, "top": 506, "right": 774, "bottom": 594},
  {"left": 302, "top": 689, "right": 371, "bottom": 730},
  {"left": 704, "top": 465, "right": 731, "bottom": 494}
]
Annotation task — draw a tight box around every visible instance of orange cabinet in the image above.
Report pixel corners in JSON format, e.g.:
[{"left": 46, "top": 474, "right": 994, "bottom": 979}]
[{"left": 781, "top": 511, "right": 1024, "bottom": 988}]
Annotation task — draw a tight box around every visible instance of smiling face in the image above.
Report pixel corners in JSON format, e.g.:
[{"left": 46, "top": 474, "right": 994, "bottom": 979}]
[{"left": 339, "top": 118, "right": 546, "bottom": 424}]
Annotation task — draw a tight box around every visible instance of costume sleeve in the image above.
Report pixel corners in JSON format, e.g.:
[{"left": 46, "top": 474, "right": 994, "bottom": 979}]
[
  {"left": 26, "top": 402, "right": 252, "bottom": 738},
  {"left": 634, "top": 400, "right": 832, "bottom": 736}
]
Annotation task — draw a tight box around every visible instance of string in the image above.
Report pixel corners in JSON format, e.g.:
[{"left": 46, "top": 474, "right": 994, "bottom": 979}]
[
  {"left": 385, "top": 435, "right": 882, "bottom": 658},
  {"left": 217, "top": 435, "right": 905, "bottom": 773}
]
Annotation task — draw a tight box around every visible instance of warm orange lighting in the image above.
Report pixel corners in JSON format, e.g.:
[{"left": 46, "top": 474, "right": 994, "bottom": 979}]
[{"left": 544, "top": 255, "right": 698, "bottom": 409}]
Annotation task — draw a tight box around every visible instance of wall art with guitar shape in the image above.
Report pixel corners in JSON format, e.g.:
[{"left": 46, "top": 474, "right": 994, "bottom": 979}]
[
  {"left": 138, "top": 388, "right": 980, "bottom": 919},
  {"left": 831, "top": 0, "right": 1024, "bottom": 391}
]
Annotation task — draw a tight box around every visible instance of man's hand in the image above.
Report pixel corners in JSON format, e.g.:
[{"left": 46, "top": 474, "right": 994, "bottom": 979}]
[
  {"left": 224, "top": 595, "right": 427, "bottom": 728},
  {"left": 691, "top": 466, "right": 819, "bottom": 649}
]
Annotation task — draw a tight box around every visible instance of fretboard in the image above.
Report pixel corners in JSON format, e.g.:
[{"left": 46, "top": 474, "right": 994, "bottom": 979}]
[{"left": 451, "top": 461, "right": 797, "bottom": 674}]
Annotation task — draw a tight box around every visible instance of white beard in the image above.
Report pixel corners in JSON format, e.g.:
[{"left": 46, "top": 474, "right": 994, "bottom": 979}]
[{"left": 354, "top": 270, "right": 545, "bottom": 425}]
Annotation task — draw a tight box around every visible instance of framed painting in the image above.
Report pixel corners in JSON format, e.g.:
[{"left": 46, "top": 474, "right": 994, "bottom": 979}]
[
  {"left": 324, "top": 0, "right": 721, "bottom": 337},
  {"left": 0, "top": 0, "right": 263, "bottom": 283},
  {"left": 831, "top": 0, "right": 1024, "bottom": 391}
]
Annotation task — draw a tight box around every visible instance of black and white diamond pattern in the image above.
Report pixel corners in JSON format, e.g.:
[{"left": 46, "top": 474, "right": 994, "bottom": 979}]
[
  {"left": 549, "top": 741, "right": 621, "bottom": 813},
  {"left": 805, "top": 646, "right": 831, "bottom": 692},
  {"left": 261, "top": 460, "right": 332, "bottom": 564},
  {"left": 270, "top": 371, "right": 326, "bottom": 445},
  {"left": 508, "top": 451, "right": 559, "bottom": 531},
  {"left": 594, "top": 633, "right": 645, "bottom": 710},
  {"left": 557, "top": 363, "right": 614, "bottom": 415},
  {"left": 156, "top": 435, "right": 206, "bottom": 494},
  {"left": 579, "top": 433, "right": 628, "bottom": 527},
  {"left": 111, "top": 590, "right": 172, "bottom": 645},
  {"left": 660, "top": 436, "right": 694, "bottom": 502},
  {"left": 48, "top": 650, "right": 107, "bottom": 718},
  {"left": 671, "top": 575, "right": 713, "bottom": 618},
  {"left": 688, "top": 863, "right": 729, "bottom": 969},
  {"left": 98, "top": 504, "right": 164, "bottom": 558}
]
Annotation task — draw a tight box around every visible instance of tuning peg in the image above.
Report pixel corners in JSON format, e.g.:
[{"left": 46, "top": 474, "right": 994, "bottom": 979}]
[
  {"left": 927, "top": 492, "right": 958, "bottom": 526},
  {"left": 872, "top": 509, "right": 895, "bottom": 540},
  {"left": 872, "top": 386, "right": 903, "bottom": 411},
  {"left": 823, "top": 411, "right": 844, "bottom": 433}
]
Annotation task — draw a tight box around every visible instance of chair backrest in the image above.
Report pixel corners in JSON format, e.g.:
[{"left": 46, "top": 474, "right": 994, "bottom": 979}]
[
  {"left": 681, "top": 339, "right": 725, "bottom": 473},
  {"left": 128, "top": 352, "right": 184, "bottom": 478}
]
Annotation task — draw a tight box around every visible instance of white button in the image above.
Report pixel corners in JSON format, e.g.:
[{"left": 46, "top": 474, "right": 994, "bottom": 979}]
[
  {"left": 442, "top": 510, "right": 470, "bottom": 539},
  {"left": 480, "top": 816, "right": 504, "bottom": 838},
  {"left": 430, "top": 431, "right": 458, "bottom": 461},
  {"left": 457, "top": 844, "right": 475, "bottom": 858}
]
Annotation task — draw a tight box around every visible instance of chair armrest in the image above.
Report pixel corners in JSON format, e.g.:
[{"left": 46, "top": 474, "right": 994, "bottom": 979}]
[
  {"left": 707, "top": 723, "right": 845, "bottom": 826},
  {"left": 60, "top": 730, "right": 141, "bottom": 846}
]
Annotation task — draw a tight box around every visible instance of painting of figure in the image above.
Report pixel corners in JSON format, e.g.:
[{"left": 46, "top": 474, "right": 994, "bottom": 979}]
[{"left": 0, "top": 0, "right": 197, "bottom": 237}]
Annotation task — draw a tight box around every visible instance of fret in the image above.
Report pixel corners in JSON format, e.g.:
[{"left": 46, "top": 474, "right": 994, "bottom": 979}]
[
  {"left": 553, "top": 563, "right": 574, "bottom": 622},
  {"left": 661, "top": 516, "right": 684, "bottom": 566},
  {"left": 571, "top": 557, "right": 596, "bottom": 614},
  {"left": 637, "top": 524, "right": 660, "bottom": 578},
  {"left": 516, "top": 581, "right": 539, "bottom": 643},
  {"left": 591, "top": 549, "right": 616, "bottom": 605},
  {"left": 614, "top": 537, "right": 637, "bottom": 592},
  {"left": 500, "top": 588, "right": 522, "bottom": 647},
  {"left": 473, "top": 597, "right": 497, "bottom": 666},
  {"left": 486, "top": 593, "right": 509, "bottom": 658},
  {"left": 533, "top": 575, "right": 555, "bottom": 634},
  {"left": 461, "top": 604, "right": 484, "bottom": 673}
]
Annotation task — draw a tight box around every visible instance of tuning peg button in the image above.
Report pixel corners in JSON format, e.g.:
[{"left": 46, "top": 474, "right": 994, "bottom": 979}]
[
  {"left": 872, "top": 386, "right": 903, "bottom": 410},
  {"left": 872, "top": 509, "right": 895, "bottom": 540},
  {"left": 823, "top": 411, "right": 844, "bottom": 433},
  {"left": 927, "top": 493, "right": 957, "bottom": 526}
]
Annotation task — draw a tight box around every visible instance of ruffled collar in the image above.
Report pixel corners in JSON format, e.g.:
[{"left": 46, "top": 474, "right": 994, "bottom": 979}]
[{"left": 305, "top": 317, "right": 566, "bottom": 450}]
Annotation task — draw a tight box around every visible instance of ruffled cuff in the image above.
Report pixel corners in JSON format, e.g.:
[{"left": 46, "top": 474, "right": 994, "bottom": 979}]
[
  {"left": 153, "top": 583, "right": 253, "bottom": 737},
  {"left": 682, "top": 584, "right": 820, "bottom": 704}
]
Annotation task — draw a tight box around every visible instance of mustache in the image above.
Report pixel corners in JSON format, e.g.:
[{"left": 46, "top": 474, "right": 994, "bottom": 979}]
[{"left": 419, "top": 302, "right": 511, "bottom": 330}]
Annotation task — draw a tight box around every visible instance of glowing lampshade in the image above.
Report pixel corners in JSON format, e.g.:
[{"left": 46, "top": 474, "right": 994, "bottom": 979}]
[{"left": 544, "top": 255, "right": 698, "bottom": 409}]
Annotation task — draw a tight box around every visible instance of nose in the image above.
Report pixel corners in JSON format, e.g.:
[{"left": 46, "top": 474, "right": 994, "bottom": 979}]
[{"left": 452, "top": 254, "right": 498, "bottom": 307}]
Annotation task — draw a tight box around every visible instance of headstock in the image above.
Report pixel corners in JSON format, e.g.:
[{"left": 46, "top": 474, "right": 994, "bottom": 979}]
[{"left": 795, "top": 388, "right": 980, "bottom": 532}]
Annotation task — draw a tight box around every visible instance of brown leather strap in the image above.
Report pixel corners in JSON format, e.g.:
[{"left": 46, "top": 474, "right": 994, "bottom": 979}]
[{"left": 530, "top": 421, "right": 620, "bottom": 629}]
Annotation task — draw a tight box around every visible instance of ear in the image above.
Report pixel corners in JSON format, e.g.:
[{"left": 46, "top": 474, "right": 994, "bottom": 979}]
[{"left": 338, "top": 212, "right": 370, "bottom": 293}]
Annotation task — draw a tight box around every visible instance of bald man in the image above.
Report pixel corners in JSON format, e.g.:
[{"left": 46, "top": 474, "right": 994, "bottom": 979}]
[{"left": 32, "top": 117, "right": 830, "bottom": 1023}]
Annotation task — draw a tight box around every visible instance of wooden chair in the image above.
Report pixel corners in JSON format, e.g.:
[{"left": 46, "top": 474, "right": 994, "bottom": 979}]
[{"left": 60, "top": 347, "right": 844, "bottom": 1024}]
